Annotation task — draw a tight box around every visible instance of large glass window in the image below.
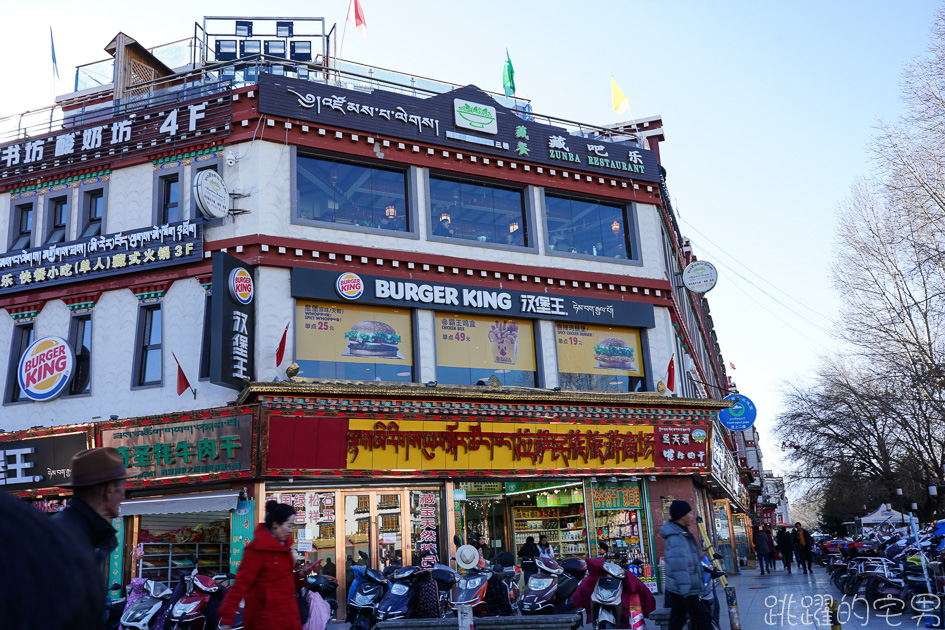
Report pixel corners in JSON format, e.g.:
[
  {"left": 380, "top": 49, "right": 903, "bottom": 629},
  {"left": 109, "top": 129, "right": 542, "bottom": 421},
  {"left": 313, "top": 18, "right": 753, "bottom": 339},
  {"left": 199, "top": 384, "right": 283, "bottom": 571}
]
[
  {"left": 435, "top": 313, "right": 536, "bottom": 387},
  {"left": 68, "top": 314, "right": 92, "bottom": 396},
  {"left": 429, "top": 177, "right": 526, "bottom": 246},
  {"left": 555, "top": 322, "right": 645, "bottom": 392},
  {"left": 4, "top": 324, "right": 34, "bottom": 403},
  {"left": 295, "top": 301, "right": 413, "bottom": 381},
  {"left": 545, "top": 194, "right": 630, "bottom": 259},
  {"left": 296, "top": 155, "right": 408, "bottom": 231},
  {"left": 134, "top": 305, "right": 163, "bottom": 387},
  {"left": 10, "top": 202, "right": 34, "bottom": 250}
]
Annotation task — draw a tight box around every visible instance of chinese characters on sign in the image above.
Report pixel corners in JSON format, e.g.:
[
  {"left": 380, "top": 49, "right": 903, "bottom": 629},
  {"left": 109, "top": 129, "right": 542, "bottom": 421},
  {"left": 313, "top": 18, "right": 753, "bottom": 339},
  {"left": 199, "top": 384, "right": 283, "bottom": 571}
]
[
  {"left": 416, "top": 492, "right": 438, "bottom": 567},
  {"left": 102, "top": 415, "right": 253, "bottom": 480},
  {"left": 0, "top": 433, "right": 89, "bottom": 490},
  {"left": 0, "top": 220, "right": 203, "bottom": 296},
  {"left": 591, "top": 483, "right": 642, "bottom": 510},
  {"left": 654, "top": 426, "right": 708, "bottom": 468}
]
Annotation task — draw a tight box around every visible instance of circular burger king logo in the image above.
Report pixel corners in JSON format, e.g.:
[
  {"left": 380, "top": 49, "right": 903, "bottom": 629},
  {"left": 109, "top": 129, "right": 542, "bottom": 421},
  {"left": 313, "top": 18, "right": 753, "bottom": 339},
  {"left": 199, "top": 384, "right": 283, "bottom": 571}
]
[
  {"left": 336, "top": 272, "right": 364, "bottom": 300},
  {"left": 17, "top": 336, "right": 75, "bottom": 401},
  {"left": 229, "top": 268, "right": 254, "bottom": 305}
]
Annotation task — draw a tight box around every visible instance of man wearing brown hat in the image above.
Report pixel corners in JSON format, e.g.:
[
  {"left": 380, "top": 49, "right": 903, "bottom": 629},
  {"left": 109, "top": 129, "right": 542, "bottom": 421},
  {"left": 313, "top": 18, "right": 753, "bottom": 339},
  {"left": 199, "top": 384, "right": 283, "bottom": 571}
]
[{"left": 52, "top": 447, "right": 132, "bottom": 579}]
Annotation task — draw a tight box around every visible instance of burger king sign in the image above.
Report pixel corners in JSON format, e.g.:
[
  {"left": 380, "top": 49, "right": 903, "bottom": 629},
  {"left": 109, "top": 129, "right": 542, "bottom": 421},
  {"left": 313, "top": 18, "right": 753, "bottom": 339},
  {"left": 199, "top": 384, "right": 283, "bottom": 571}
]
[
  {"left": 229, "top": 267, "right": 254, "bottom": 305},
  {"left": 17, "top": 336, "right": 75, "bottom": 401}
]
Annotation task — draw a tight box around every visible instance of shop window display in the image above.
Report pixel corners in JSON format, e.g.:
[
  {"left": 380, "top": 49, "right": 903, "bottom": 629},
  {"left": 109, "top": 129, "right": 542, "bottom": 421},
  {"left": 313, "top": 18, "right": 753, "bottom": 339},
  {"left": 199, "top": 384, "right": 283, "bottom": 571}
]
[
  {"left": 434, "top": 314, "right": 536, "bottom": 387},
  {"left": 295, "top": 301, "right": 413, "bottom": 381},
  {"left": 545, "top": 194, "right": 631, "bottom": 259},
  {"left": 429, "top": 177, "right": 526, "bottom": 245},
  {"left": 136, "top": 512, "right": 231, "bottom": 587},
  {"left": 555, "top": 322, "right": 645, "bottom": 392}
]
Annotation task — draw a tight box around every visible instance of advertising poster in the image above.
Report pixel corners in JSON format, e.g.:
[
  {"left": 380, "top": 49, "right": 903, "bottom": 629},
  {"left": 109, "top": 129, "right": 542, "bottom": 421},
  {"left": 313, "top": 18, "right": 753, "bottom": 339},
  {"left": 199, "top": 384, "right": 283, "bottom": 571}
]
[
  {"left": 555, "top": 322, "right": 644, "bottom": 377},
  {"left": 296, "top": 301, "right": 413, "bottom": 367},
  {"left": 435, "top": 314, "right": 535, "bottom": 371}
]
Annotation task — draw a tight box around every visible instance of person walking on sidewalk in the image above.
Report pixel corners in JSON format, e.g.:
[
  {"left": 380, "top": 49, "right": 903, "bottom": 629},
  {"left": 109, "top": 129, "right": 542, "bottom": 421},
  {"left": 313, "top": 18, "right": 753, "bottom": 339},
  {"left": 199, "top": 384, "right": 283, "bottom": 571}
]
[
  {"left": 793, "top": 522, "right": 814, "bottom": 574},
  {"left": 776, "top": 526, "right": 795, "bottom": 573},
  {"left": 764, "top": 526, "right": 777, "bottom": 571},
  {"left": 660, "top": 500, "right": 711, "bottom": 630},
  {"left": 753, "top": 525, "right": 771, "bottom": 574}
]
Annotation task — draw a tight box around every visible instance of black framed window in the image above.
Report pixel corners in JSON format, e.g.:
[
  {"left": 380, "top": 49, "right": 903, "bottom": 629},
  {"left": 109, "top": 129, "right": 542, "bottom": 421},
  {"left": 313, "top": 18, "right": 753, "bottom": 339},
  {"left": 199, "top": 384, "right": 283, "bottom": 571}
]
[
  {"left": 81, "top": 190, "right": 105, "bottom": 238},
  {"left": 199, "top": 293, "right": 212, "bottom": 379},
  {"left": 545, "top": 194, "right": 630, "bottom": 259},
  {"left": 295, "top": 155, "right": 408, "bottom": 232},
  {"left": 10, "top": 202, "right": 34, "bottom": 250},
  {"left": 5, "top": 324, "right": 34, "bottom": 403},
  {"left": 68, "top": 314, "right": 92, "bottom": 396},
  {"left": 133, "top": 305, "right": 163, "bottom": 387},
  {"left": 45, "top": 196, "right": 69, "bottom": 245},
  {"left": 429, "top": 177, "right": 526, "bottom": 246},
  {"left": 160, "top": 175, "right": 180, "bottom": 224}
]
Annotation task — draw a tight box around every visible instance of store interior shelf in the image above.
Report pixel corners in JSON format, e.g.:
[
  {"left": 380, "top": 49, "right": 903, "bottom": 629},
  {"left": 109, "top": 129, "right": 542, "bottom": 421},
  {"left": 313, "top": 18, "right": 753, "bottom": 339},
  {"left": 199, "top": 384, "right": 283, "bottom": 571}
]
[{"left": 137, "top": 542, "right": 230, "bottom": 587}]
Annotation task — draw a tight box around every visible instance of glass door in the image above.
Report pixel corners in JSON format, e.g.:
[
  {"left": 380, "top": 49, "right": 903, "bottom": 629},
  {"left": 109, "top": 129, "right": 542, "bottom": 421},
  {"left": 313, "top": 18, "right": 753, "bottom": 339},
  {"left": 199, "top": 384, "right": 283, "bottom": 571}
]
[
  {"left": 344, "top": 492, "right": 373, "bottom": 607},
  {"left": 377, "top": 493, "right": 403, "bottom": 569}
]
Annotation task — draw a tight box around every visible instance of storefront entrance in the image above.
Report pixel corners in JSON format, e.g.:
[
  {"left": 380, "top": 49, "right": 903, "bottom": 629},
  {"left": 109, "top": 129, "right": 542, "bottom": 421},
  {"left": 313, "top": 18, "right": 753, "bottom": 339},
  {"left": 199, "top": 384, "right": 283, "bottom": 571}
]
[{"left": 266, "top": 485, "right": 445, "bottom": 619}]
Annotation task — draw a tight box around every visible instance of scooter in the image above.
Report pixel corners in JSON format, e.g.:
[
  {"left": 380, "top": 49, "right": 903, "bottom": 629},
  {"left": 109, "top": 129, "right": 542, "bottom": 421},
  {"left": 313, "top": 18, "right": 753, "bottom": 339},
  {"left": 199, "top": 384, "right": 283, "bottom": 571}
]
[
  {"left": 347, "top": 558, "right": 389, "bottom": 630},
  {"left": 120, "top": 578, "right": 173, "bottom": 630},
  {"left": 104, "top": 583, "right": 127, "bottom": 630},
  {"left": 589, "top": 560, "right": 627, "bottom": 629},
  {"left": 519, "top": 557, "right": 586, "bottom": 615},
  {"left": 432, "top": 562, "right": 459, "bottom": 618},
  {"left": 167, "top": 556, "right": 232, "bottom": 630},
  {"left": 375, "top": 565, "right": 425, "bottom": 622}
]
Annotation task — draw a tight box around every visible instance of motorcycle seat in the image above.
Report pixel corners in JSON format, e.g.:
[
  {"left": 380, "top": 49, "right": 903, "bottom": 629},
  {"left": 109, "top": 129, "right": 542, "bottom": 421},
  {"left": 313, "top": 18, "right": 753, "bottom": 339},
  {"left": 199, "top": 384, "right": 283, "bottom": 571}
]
[{"left": 557, "top": 578, "right": 580, "bottom": 600}]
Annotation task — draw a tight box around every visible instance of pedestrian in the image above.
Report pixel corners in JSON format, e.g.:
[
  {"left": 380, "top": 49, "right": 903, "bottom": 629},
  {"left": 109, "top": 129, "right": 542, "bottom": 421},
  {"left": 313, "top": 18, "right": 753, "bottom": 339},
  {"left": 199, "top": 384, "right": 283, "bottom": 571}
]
[
  {"left": 776, "top": 526, "right": 795, "bottom": 573},
  {"left": 793, "top": 521, "right": 814, "bottom": 574},
  {"left": 659, "top": 500, "right": 711, "bottom": 630},
  {"left": 518, "top": 535, "right": 539, "bottom": 585},
  {"left": 538, "top": 534, "right": 555, "bottom": 561},
  {"left": 753, "top": 525, "right": 770, "bottom": 575},
  {"left": 52, "top": 447, "right": 132, "bottom": 579},
  {"left": 475, "top": 535, "right": 490, "bottom": 561},
  {"left": 0, "top": 491, "right": 103, "bottom": 630},
  {"left": 764, "top": 526, "right": 777, "bottom": 570},
  {"left": 219, "top": 501, "right": 309, "bottom": 630}
]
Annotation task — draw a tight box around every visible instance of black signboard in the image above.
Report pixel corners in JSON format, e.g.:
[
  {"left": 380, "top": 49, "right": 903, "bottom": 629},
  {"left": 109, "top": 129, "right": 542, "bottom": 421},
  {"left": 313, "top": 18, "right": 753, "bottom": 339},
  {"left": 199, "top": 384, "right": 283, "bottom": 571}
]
[
  {"left": 0, "top": 432, "right": 89, "bottom": 491},
  {"left": 257, "top": 74, "right": 661, "bottom": 184},
  {"left": 210, "top": 251, "right": 256, "bottom": 390},
  {"left": 0, "top": 220, "right": 203, "bottom": 296},
  {"left": 291, "top": 268, "right": 655, "bottom": 328}
]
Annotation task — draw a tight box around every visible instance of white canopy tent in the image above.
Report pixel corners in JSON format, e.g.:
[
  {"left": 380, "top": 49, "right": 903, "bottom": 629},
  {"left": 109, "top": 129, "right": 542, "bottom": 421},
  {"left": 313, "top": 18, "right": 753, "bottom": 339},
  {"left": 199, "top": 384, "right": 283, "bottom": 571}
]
[{"left": 859, "top": 503, "right": 909, "bottom": 525}]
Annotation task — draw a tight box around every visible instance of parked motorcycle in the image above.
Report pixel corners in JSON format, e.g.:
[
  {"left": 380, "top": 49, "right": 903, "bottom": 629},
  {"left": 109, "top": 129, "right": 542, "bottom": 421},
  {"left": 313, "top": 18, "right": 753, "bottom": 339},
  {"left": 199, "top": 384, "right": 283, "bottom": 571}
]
[
  {"left": 375, "top": 565, "right": 427, "bottom": 622},
  {"left": 451, "top": 546, "right": 519, "bottom": 617},
  {"left": 589, "top": 560, "right": 629, "bottom": 629},
  {"left": 166, "top": 556, "right": 232, "bottom": 630},
  {"left": 347, "top": 558, "right": 389, "bottom": 630},
  {"left": 120, "top": 578, "right": 174, "bottom": 630},
  {"left": 519, "top": 557, "right": 586, "bottom": 615},
  {"left": 104, "top": 583, "right": 128, "bottom": 630}
]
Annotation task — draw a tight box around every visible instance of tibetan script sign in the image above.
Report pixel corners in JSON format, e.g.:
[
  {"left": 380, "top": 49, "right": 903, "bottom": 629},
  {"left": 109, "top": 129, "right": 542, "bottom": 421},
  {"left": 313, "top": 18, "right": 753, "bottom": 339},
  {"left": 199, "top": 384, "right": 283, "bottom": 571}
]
[
  {"left": 0, "top": 220, "right": 202, "bottom": 296},
  {"left": 102, "top": 414, "right": 253, "bottom": 481}
]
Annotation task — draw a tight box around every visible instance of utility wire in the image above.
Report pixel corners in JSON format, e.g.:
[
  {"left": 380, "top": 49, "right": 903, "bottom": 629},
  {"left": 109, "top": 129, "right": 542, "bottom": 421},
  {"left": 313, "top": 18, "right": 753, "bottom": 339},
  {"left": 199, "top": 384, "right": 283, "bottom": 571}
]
[{"left": 679, "top": 217, "right": 834, "bottom": 324}]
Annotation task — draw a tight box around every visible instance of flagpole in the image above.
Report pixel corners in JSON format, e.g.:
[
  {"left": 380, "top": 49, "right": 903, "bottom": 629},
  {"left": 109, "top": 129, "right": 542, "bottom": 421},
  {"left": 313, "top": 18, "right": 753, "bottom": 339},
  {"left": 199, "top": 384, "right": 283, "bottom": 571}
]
[
  {"left": 172, "top": 352, "right": 197, "bottom": 399},
  {"left": 340, "top": 0, "right": 350, "bottom": 58}
]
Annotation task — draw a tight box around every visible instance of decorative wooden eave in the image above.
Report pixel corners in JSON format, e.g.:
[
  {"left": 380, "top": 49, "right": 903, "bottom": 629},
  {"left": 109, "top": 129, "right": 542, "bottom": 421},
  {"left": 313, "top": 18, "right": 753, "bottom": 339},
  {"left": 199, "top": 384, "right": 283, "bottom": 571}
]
[
  {"left": 129, "top": 280, "right": 174, "bottom": 301},
  {"left": 4, "top": 299, "right": 46, "bottom": 321},
  {"left": 62, "top": 291, "right": 103, "bottom": 311}
]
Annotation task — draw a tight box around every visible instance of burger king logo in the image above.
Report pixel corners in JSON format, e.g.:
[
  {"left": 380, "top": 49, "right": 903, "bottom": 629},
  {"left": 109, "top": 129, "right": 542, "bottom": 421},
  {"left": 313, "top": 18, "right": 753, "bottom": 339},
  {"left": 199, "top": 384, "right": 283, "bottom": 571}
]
[
  {"left": 336, "top": 272, "right": 364, "bottom": 300},
  {"left": 17, "top": 336, "right": 75, "bottom": 402},
  {"left": 229, "top": 268, "right": 254, "bottom": 305}
]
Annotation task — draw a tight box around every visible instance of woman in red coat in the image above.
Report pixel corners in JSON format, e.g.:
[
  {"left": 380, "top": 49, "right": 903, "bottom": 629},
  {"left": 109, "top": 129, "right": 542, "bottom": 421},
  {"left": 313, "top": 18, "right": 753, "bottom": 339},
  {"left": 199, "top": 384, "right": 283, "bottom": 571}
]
[{"left": 220, "top": 501, "right": 305, "bottom": 630}]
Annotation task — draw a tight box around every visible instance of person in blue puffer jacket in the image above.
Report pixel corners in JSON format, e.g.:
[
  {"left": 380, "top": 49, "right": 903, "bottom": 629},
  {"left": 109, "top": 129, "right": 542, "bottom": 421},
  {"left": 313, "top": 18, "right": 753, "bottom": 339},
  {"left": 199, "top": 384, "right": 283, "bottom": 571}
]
[{"left": 659, "top": 500, "right": 711, "bottom": 630}]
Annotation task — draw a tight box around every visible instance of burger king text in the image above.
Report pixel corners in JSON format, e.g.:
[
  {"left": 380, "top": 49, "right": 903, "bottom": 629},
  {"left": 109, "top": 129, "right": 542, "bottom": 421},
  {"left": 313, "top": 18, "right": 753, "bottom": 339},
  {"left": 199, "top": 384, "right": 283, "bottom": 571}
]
[
  {"left": 22, "top": 344, "right": 69, "bottom": 389},
  {"left": 375, "top": 279, "right": 512, "bottom": 310}
]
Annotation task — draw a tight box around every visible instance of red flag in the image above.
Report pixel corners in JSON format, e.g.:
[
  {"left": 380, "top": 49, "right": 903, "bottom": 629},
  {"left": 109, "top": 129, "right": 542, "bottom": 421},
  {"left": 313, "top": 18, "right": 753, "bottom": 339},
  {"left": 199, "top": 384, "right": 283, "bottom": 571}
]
[
  {"left": 729, "top": 361, "right": 736, "bottom": 370},
  {"left": 172, "top": 353, "right": 191, "bottom": 396},
  {"left": 347, "top": 0, "right": 368, "bottom": 39},
  {"left": 666, "top": 355, "right": 675, "bottom": 392},
  {"left": 276, "top": 322, "right": 289, "bottom": 366}
]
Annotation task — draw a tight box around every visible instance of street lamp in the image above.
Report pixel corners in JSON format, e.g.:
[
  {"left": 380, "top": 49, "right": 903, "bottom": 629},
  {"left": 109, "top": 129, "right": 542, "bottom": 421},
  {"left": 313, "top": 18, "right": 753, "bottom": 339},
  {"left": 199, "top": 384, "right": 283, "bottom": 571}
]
[{"left": 896, "top": 488, "right": 904, "bottom": 525}]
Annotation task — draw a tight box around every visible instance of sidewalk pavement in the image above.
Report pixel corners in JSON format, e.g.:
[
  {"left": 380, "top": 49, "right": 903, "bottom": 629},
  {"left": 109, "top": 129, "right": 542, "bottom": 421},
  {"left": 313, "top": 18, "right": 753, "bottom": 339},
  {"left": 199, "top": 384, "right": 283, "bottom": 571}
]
[{"left": 657, "top": 562, "right": 942, "bottom": 629}]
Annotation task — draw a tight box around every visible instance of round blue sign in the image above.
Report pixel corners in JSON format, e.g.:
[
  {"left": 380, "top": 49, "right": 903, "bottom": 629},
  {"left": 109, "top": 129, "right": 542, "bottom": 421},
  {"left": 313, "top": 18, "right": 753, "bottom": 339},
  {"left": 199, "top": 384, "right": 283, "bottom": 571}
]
[{"left": 718, "top": 394, "right": 757, "bottom": 431}]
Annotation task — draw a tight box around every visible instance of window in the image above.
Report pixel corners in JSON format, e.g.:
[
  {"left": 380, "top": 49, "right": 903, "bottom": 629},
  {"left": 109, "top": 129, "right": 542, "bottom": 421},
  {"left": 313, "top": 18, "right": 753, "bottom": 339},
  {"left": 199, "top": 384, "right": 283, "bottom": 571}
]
[
  {"left": 295, "top": 155, "right": 408, "bottom": 232},
  {"left": 5, "top": 324, "right": 34, "bottom": 403},
  {"left": 199, "top": 293, "right": 212, "bottom": 379},
  {"left": 429, "top": 177, "right": 525, "bottom": 246},
  {"left": 434, "top": 314, "right": 536, "bottom": 387},
  {"left": 545, "top": 194, "right": 631, "bottom": 259},
  {"left": 45, "top": 196, "right": 69, "bottom": 245},
  {"left": 133, "top": 305, "right": 163, "bottom": 387},
  {"left": 68, "top": 314, "right": 92, "bottom": 396},
  {"left": 81, "top": 189, "right": 105, "bottom": 238},
  {"left": 10, "top": 202, "right": 34, "bottom": 250},
  {"left": 160, "top": 175, "right": 180, "bottom": 224}
]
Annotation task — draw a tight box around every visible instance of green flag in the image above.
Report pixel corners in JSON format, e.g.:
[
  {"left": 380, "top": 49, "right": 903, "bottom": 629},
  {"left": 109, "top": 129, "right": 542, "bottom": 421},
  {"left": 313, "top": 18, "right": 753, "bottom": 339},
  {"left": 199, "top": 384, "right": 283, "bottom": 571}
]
[{"left": 503, "top": 50, "right": 515, "bottom": 97}]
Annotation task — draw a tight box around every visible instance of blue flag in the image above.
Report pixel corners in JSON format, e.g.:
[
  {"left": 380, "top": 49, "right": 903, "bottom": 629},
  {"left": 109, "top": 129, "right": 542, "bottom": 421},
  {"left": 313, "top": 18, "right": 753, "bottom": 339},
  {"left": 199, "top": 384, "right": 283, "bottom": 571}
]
[{"left": 50, "top": 27, "right": 59, "bottom": 80}]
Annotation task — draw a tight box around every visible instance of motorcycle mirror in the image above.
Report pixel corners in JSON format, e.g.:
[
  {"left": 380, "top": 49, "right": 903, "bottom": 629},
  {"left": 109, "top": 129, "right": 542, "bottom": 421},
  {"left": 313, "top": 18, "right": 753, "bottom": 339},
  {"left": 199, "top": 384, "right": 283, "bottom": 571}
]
[
  {"left": 359, "top": 550, "right": 369, "bottom": 560},
  {"left": 109, "top": 583, "right": 122, "bottom": 591}
]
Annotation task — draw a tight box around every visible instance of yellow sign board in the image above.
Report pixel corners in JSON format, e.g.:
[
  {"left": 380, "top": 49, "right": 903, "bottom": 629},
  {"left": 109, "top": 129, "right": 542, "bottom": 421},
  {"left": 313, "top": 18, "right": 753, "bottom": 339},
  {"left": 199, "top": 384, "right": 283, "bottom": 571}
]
[
  {"left": 555, "top": 322, "right": 644, "bottom": 377},
  {"left": 296, "top": 301, "right": 413, "bottom": 366},
  {"left": 435, "top": 314, "right": 535, "bottom": 371}
]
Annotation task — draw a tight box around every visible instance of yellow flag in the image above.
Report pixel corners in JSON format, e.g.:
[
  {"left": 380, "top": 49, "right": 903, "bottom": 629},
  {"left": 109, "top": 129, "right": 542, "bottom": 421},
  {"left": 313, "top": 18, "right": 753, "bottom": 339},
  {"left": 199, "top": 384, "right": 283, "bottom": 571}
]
[{"left": 611, "top": 76, "right": 630, "bottom": 114}]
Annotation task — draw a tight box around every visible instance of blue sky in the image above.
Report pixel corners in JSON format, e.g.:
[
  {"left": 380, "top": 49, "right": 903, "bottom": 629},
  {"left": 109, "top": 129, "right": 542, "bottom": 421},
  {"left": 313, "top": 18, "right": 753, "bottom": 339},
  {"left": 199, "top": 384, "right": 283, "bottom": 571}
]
[{"left": 1, "top": 0, "right": 941, "bottom": 481}]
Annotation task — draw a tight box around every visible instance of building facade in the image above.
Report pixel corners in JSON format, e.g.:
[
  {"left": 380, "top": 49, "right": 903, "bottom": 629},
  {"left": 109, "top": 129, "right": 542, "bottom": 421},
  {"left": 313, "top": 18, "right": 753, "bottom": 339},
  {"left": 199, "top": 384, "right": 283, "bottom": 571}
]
[{"left": 0, "top": 18, "right": 757, "bottom": 599}]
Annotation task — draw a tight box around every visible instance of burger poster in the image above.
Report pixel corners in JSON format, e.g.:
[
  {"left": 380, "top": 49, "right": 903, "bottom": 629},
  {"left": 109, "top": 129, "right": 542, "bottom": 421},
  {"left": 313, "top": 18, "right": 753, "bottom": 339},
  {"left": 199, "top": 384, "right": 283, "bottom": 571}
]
[
  {"left": 296, "top": 301, "right": 412, "bottom": 365},
  {"left": 555, "top": 323, "right": 644, "bottom": 377},
  {"left": 435, "top": 314, "right": 535, "bottom": 371}
]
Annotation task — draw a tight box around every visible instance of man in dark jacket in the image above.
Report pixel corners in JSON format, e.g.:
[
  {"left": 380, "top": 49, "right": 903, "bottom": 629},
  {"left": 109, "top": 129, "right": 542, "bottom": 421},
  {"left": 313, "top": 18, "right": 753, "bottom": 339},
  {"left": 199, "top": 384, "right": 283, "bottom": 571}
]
[
  {"left": 776, "top": 526, "right": 795, "bottom": 573},
  {"left": 659, "top": 500, "right": 710, "bottom": 630},
  {"left": 52, "top": 448, "right": 131, "bottom": 583},
  {"left": 793, "top": 522, "right": 814, "bottom": 573},
  {"left": 518, "top": 536, "right": 540, "bottom": 585},
  {"left": 753, "top": 525, "right": 770, "bottom": 575}
]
